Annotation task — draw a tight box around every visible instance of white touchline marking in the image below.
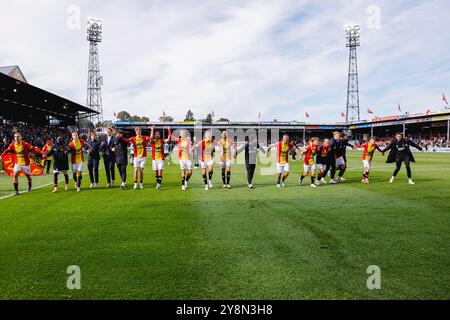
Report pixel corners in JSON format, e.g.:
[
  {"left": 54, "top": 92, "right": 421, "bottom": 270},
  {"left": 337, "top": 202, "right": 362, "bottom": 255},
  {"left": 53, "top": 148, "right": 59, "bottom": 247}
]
[{"left": 0, "top": 173, "right": 88, "bottom": 201}]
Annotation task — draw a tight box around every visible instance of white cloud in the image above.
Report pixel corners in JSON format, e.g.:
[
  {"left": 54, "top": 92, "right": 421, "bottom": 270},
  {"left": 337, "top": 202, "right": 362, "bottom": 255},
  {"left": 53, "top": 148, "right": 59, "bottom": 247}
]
[{"left": 0, "top": 0, "right": 449, "bottom": 123}]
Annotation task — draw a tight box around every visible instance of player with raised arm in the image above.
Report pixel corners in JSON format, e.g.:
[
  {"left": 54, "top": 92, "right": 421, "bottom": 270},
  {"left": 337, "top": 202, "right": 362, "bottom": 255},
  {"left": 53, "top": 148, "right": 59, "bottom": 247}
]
[
  {"left": 195, "top": 130, "right": 217, "bottom": 190},
  {"left": 68, "top": 131, "right": 92, "bottom": 192},
  {"left": 383, "top": 132, "right": 423, "bottom": 185},
  {"left": 0, "top": 132, "right": 43, "bottom": 196},
  {"left": 357, "top": 137, "right": 384, "bottom": 184},
  {"left": 150, "top": 125, "right": 172, "bottom": 189},
  {"left": 117, "top": 127, "right": 151, "bottom": 190},
  {"left": 269, "top": 134, "right": 299, "bottom": 188},
  {"left": 299, "top": 137, "right": 320, "bottom": 188},
  {"left": 173, "top": 129, "right": 193, "bottom": 190},
  {"left": 218, "top": 131, "right": 235, "bottom": 189}
]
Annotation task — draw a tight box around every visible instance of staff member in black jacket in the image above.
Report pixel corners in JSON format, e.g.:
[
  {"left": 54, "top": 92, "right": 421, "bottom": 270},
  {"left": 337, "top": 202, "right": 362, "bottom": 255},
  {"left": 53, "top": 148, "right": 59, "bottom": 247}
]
[
  {"left": 112, "top": 129, "right": 129, "bottom": 190},
  {"left": 328, "top": 131, "right": 342, "bottom": 184},
  {"left": 337, "top": 133, "right": 355, "bottom": 182},
  {"left": 236, "top": 134, "right": 266, "bottom": 188},
  {"left": 316, "top": 138, "right": 333, "bottom": 184},
  {"left": 101, "top": 127, "right": 116, "bottom": 188},
  {"left": 383, "top": 133, "right": 423, "bottom": 185},
  {"left": 87, "top": 132, "right": 101, "bottom": 188}
]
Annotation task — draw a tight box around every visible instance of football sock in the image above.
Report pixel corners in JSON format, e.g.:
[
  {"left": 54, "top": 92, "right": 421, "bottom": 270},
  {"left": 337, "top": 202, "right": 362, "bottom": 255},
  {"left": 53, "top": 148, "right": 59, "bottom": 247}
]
[
  {"left": 226, "top": 172, "right": 231, "bottom": 184},
  {"left": 208, "top": 171, "right": 213, "bottom": 180},
  {"left": 203, "top": 174, "right": 208, "bottom": 185},
  {"left": 54, "top": 173, "right": 59, "bottom": 187},
  {"left": 311, "top": 176, "right": 315, "bottom": 184},
  {"left": 64, "top": 174, "right": 69, "bottom": 185},
  {"left": 182, "top": 177, "right": 185, "bottom": 186},
  {"left": 13, "top": 183, "right": 18, "bottom": 192},
  {"left": 221, "top": 172, "right": 226, "bottom": 184}
]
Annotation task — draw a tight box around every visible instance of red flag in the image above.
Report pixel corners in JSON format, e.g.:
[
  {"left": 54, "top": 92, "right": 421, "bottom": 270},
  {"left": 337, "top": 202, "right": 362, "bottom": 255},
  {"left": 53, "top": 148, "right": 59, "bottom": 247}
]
[
  {"left": 211, "top": 111, "right": 215, "bottom": 117},
  {"left": 367, "top": 108, "right": 374, "bottom": 114},
  {"left": 113, "top": 111, "right": 117, "bottom": 117},
  {"left": 340, "top": 112, "right": 345, "bottom": 118},
  {"left": 2, "top": 154, "right": 43, "bottom": 176},
  {"left": 258, "top": 112, "right": 261, "bottom": 119},
  {"left": 163, "top": 111, "right": 166, "bottom": 117},
  {"left": 397, "top": 104, "right": 401, "bottom": 112},
  {"left": 425, "top": 109, "right": 431, "bottom": 115},
  {"left": 443, "top": 94, "right": 448, "bottom": 105},
  {"left": 305, "top": 112, "right": 310, "bottom": 118}
]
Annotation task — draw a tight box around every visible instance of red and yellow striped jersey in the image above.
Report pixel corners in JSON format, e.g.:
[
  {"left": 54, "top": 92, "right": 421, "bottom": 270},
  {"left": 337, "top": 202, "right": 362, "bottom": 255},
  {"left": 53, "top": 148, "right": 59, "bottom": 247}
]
[
  {"left": 42, "top": 143, "right": 53, "bottom": 160},
  {"left": 1, "top": 142, "right": 41, "bottom": 166},
  {"left": 199, "top": 139, "right": 215, "bottom": 162},
  {"left": 276, "top": 141, "right": 294, "bottom": 164},
  {"left": 303, "top": 143, "right": 319, "bottom": 165},
  {"left": 361, "top": 143, "right": 380, "bottom": 161},
  {"left": 69, "top": 139, "right": 85, "bottom": 164},
  {"left": 130, "top": 136, "right": 150, "bottom": 158},
  {"left": 219, "top": 138, "right": 233, "bottom": 161},
  {"left": 177, "top": 138, "right": 191, "bottom": 160},
  {"left": 151, "top": 139, "right": 165, "bottom": 161}
]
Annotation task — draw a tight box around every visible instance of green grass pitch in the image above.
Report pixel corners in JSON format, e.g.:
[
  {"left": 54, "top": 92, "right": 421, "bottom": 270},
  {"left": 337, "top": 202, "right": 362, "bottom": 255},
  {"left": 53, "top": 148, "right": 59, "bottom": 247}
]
[{"left": 0, "top": 151, "right": 449, "bottom": 299}]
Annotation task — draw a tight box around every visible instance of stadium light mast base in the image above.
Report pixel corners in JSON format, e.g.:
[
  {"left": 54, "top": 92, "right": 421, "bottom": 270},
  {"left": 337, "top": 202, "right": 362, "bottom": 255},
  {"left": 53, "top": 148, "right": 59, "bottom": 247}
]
[
  {"left": 86, "top": 18, "right": 104, "bottom": 128},
  {"left": 344, "top": 24, "right": 361, "bottom": 125}
]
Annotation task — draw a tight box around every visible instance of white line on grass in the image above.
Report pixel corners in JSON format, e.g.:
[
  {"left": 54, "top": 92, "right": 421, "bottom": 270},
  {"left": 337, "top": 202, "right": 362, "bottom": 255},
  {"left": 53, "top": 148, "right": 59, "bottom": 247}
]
[{"left": 0, "top": 173, "right": 88, "bottom": 201}]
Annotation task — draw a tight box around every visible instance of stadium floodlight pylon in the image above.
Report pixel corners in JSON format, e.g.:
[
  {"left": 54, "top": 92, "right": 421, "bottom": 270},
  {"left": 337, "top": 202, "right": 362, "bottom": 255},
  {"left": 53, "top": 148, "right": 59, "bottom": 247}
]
[
  {"left": 86, "top": 18, "right": 104, "bottom": 127},
  {"left": 345, "top": 24, "right": 361, "bottom": 124}
]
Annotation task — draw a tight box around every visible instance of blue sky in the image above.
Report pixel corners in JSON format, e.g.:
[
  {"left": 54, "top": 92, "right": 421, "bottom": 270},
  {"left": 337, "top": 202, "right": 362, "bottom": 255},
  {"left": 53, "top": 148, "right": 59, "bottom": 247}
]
[{"left": 0, "top": 0, "right": 449, "bottom": 122}]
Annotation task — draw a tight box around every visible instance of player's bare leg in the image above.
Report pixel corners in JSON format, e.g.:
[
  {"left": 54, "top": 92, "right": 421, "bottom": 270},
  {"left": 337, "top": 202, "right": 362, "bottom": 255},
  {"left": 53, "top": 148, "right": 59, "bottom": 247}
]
[
  {"left": 186, "top": 169, "right": 192, "bottom": 188},
  {"left": 310, "top": 170, "right": 317, "bottom": 188},
  {"left": 208, "top": 166, "right": 214, "bottom": 188},
  {"left": 221, "top": 168, "right": 227, "bottom": 188},
  {"left": 226, "top": 167, "right": 231, "bottom": 188},
  {"left": 202, "top": 168, "right": 208, "bottom": 190},
  {"left": 281, "top": 171, "right": 289, "bottom": 187},
  {"left": 276, "top": 173, "right": 282, "bottom": 187},
  {"left": 139, "top": 168, "right": 144, "bottom": 189},
  {"left": 181, "top": 169, "right": 186, "bottom": 190},
  {"left": 338, "top": 164, "right": 347, "bottom": 182},
  {"left": 299, "top": 172, "right": 308, "bottom": 185},
  {"left": 133, "top": 167, "right": 139, "bottom": 189},
  {"left": 76, "top": 171, "right": 82, "bottom": 192},
  {"left": 13, "top": 171, "right": 20, "bottom": 195}
]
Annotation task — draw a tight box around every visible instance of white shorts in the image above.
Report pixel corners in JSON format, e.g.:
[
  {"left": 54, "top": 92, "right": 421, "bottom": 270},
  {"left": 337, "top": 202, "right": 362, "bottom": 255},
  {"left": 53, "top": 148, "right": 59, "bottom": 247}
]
[
  {"left": 134, "top": 157, "right": 146, "bottom": 168},
  {"left": 72, "top": 162, "right": 83, "bottom": 172},
  {"left": 363, "top": 160, "right": 371, "bottom": 170},
  {"left": 180, "top": 160, "right": 192, "bottom": 170},
  {"left": 336, "top": 157, "right": 346, "bottom": 167},
  {"left": 303, "top": 164, "right": 316, "bottom": 173},
  {"left": 152, "top": 160, "right": 165, "bottom": 171},
  {"left": 13, "top": 164, "right": 30, "bottom": 175},
  {"left": 201, "top": 160, "right": 214, "bottom": 169},
  {"left": 317, "top": 164, "right": 328, "bottom": 171},
  {"left": 220, "top": 160, "right": 232, "bottom": 169},
  {"left": 276, "top": 163, "right": 290, "bottom": 174}
]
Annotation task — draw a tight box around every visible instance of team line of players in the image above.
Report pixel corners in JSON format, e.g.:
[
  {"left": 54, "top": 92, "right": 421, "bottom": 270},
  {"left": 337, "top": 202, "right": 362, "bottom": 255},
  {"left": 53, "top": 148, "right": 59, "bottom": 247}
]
[{"left": 0, "top": 128, "right": 423, "bottom": 195}]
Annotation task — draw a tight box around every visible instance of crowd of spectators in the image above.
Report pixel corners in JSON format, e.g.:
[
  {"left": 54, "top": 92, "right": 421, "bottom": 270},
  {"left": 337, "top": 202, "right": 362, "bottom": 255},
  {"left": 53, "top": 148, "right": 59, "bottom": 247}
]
[{"left": 0, "top": 124, "right": 71, "bottom": 153}]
